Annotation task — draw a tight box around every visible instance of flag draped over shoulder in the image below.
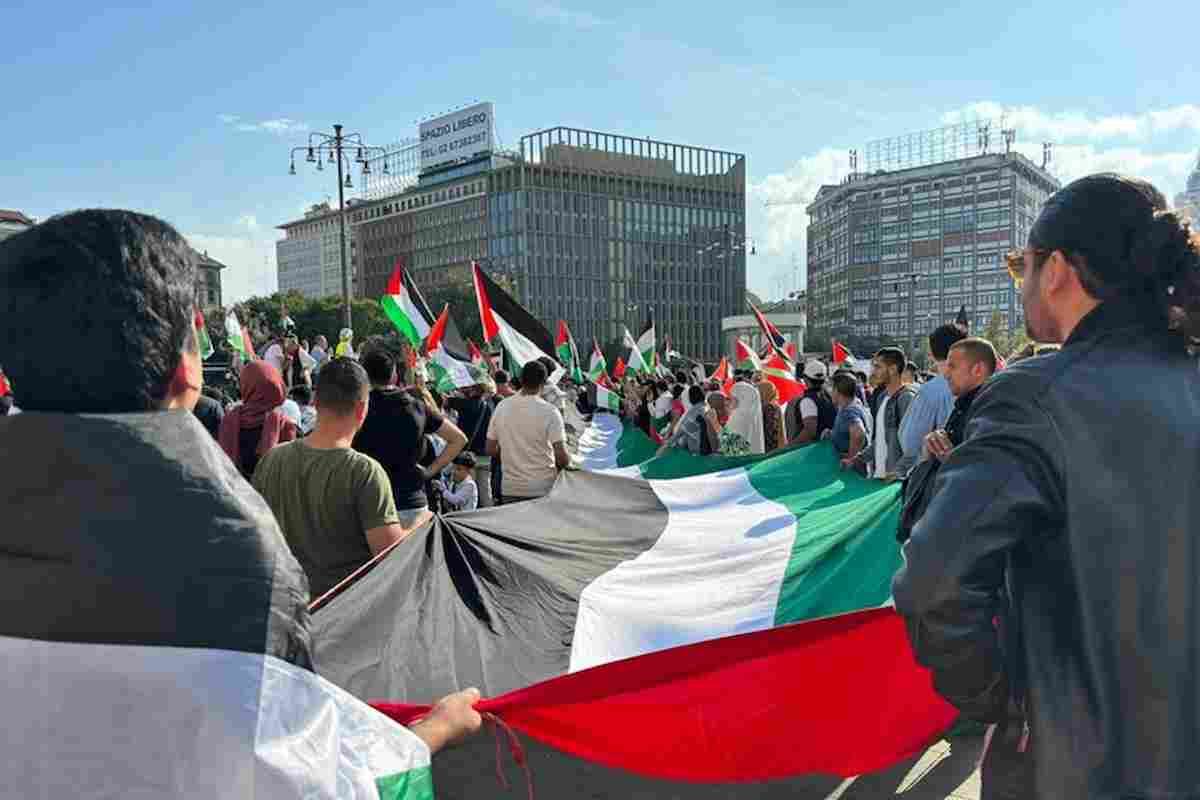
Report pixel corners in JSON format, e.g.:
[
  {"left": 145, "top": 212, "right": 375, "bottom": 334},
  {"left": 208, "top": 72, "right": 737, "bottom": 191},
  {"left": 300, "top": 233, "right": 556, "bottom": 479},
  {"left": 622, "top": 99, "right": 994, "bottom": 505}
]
[{"left": 312, "top": 428, "right": 954, "bottom": 790}]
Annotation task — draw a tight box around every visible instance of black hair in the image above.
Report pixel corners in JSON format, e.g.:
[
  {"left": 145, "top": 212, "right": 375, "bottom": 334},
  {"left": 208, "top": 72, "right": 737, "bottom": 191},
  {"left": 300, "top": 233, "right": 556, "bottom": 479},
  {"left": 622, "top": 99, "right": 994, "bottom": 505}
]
[
  {"left": 904, "top": 361, "right": 918, "bottom": 375},
  {"left": 1030, "top": 173, "right": 1200, "bottom": 335},
  {"left": 873, "top": 347, "right": 906, "bottom": 374},
  {"left": 493, "top": 369, "right": 510, "bottom": 385},
  {"left": 0, "top": 209, "right": 197, "bottom": 412},
  {"left": 928, "top": 323, "right": 967, "bottom": 361},
  {"left": 831, "top": 372, "right": 858, "bottom": 400},
  {"left": 360, "top": 348, "right": 395, "bottom": 386},
  {"left": 453, "top": 451, "right": 477, "bottom": 468},
  {"left": 687, "top": 385, "right": 704, "bottom": 406},
  {"left": 521, "top": 359, "right": 548, "bottom": 390},
  {"left": 289, "top": 384, "right": 313, "bottom": 406},
  {"left": 537, "top": 356, "right": 558, "bottom": 379},
  {"left": 671, "top": 383, "right": 684, "bottom": 398},
  {"left": 315, "top": 357, "right": 369, "bottom": 415},
  {"left": 950, "top": 337, "right": 999, "bottom": 375},
  {"left": 674, "top": 371, "right": 688, "bottom": 384},
  {"left": 509, "top": 375, "right": 523, "bottom": 391}
]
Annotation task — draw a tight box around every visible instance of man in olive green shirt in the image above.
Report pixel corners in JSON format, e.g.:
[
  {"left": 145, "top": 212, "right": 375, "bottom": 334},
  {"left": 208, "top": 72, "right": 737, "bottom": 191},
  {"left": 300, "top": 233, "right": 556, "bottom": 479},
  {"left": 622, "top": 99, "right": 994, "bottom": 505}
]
[{"left": 254, "top": 358, "right": 426, "bottom": 599}]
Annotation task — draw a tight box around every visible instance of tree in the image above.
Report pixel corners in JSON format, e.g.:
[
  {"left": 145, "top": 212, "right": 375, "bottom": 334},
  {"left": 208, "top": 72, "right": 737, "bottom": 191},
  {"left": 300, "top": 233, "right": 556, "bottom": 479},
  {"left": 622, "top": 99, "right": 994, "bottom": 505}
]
[
  {"left": 980, "top": 311, "right": 1030, "bottom": 361},
  {"left": 423, "top": 282, "right": 484, "bottom": 345}
]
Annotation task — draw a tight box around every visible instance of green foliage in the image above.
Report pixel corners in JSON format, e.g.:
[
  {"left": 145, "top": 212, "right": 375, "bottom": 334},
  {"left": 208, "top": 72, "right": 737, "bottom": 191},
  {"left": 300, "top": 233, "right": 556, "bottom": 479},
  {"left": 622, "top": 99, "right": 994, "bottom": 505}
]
[{"left": 981, "top": 311, "right": 1030, "bottom": 361}]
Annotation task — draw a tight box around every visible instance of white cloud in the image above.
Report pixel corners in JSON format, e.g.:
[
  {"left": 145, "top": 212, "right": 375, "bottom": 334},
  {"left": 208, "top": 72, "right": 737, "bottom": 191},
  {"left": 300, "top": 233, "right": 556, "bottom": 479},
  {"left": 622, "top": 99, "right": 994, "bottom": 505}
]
[
  {"left": 515, "top": 0, "right": 609, "bottom": 28},
  {"left": 236, "top": 214, "right": 259, "bottom": 231},
  {"left": 186, "top": 226, "right": 278, "bottom": 305},
  {"left": 217, "top": 113, "right": 239, "bottom": 124},
  {"left": 749, "top": 101, "right": 1200, "bottom": 300},
  {"left": 222, "top": 116, "right": 307, "bottom": 135}
]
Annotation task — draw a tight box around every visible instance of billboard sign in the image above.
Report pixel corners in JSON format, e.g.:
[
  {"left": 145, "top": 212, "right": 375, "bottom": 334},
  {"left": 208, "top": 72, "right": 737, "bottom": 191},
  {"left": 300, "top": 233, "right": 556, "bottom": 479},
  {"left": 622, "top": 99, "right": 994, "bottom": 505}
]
[{"left": 419, "top": 102, "right": 493, "bottom": 173}]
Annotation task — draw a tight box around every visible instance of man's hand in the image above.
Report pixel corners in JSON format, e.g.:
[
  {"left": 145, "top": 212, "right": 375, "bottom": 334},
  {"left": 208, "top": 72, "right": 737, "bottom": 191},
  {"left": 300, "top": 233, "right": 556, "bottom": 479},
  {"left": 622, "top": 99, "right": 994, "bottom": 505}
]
[
  {"left": 408, "top": 688, "right": 484, "bottom": 754},
  {"left": 925, "top": 429, "right": 953, "bottom": 463},
  {"left": 703, "top": 408, "right": 719, "bottom": 429}
]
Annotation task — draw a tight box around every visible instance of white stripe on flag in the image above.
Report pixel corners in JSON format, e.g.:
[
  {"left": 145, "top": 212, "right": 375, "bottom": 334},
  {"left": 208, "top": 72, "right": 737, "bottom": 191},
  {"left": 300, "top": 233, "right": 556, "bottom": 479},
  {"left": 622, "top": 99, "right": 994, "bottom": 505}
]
[
  {"left": 569, "top": 467, "right": 797, "bottom": 671},
  {"left": 494, "top": 312, "right": 564, "bottom": 384},
  {"left": 574, "top": 411, "right": 623, "bottom": 471},
  {"left": 1, "top": 636, "right": 431, "bottom": 799}
]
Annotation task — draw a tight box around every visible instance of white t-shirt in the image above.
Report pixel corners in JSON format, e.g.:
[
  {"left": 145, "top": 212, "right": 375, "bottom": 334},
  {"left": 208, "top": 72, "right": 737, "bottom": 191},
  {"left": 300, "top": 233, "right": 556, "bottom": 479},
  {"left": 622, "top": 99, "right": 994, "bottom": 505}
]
[
  {"left": 653, "top": 394, "right": 673, "bottom": 419},
  {"left": 487, "top": 394, "right": 566, "bottom": 499},
  {"left": 799, "top": 397, "right": 819, "bottom": 420},
  {"left": 263, "top": 344, "right": 286, "bottom": 376},
  {"left": 873, "top": 393, "right": 890, "bottom": 478}
]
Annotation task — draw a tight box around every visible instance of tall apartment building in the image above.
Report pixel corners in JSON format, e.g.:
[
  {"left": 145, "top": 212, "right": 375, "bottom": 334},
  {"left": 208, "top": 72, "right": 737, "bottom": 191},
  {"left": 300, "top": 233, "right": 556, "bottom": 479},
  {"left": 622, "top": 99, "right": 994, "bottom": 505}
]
[
  {"left": 806, "top": 147, "right": 1058, "bottom": 349},
  {"left": 1176, "top": 152, "right": 1200, "bottom": 223},
  {"left": 349, "top": 123, "right": 746, "bottom": 362},
  {"left": 276, "top": 202, "right": 354, "bottom": 299}
]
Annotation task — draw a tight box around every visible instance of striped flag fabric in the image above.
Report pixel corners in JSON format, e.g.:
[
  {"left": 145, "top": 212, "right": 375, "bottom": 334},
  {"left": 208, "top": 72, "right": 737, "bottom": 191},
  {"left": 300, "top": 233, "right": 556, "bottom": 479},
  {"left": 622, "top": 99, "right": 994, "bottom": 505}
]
[
  {"left": 467, "top": 339, "right": 485, "bottom": 368},
  {"left": 588, "top": 381, "right": 623, "bottom": 412},
  {"left": 833, "top": 340, "right": 854, "bottom": 365},
  {"left": 587, "top": 339, "right": 608, "bottom": 382},
  {"left": 311, "top": 430, "right": 953, "bottom": 791},
  {"left": 621, "top": 326, "right": 649, "bottom": 374},
  {"left": 1, "top": 410, "right": 434, "bottom": 800},
  {"left": 556, "top": 320, "right": 584, "bottom": 383},
  {"left": 749, "top": 301, "right": 787, "bottom": 354},
  {"left": 425, "top": 305, "right": 480, "bottom": 393},
  {"left": 225, "top": 309, "right": 252, "bottom": 363},
  {"left": 636, "top": 311, "right": 656, "bottom": 372},
  {"left": 763, "top": 351, "right": 806, "bottom": 404},
  {"left": 380, "top": 263, "right": 431, "bottom": 348},
  {"left": 735, "top": 337, "right": 762, "bottom": 372},
  {"left": 783, "top": 341, "right": 798, "bottom": 362},
  {"left": 612, "top": 355, "right": 627, "bottom": 379},
  {"left": 472, "top": 262, "right": 561, "bottom": 381},
  {"left": 195, "top": 310, "right": 214, "bottom": 359}
]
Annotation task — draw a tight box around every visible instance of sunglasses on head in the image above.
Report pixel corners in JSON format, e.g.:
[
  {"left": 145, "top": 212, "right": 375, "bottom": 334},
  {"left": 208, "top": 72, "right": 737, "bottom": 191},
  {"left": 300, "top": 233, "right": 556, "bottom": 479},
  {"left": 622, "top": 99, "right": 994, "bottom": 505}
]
[{"left": 1004, "top": 248, "right": 1053, "bottom": 287}]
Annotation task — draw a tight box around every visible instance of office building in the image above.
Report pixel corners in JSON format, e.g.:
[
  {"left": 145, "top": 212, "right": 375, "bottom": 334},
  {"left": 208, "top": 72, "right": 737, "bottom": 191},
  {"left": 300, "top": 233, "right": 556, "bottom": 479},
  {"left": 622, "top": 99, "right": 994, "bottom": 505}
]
[
  {"left": 195, "top": 250, "right": 226, "bottom": 310},
  {"left": 1176, "top": 152, "right": 1200, "bottom": 223},
  {"left": 344, "top": 107, "right": 746, "bottom": 361},
  {"left": 805, "top": 123, "right": 1059, "bottom": 349},
  {"left": 276, "top": 202, "right": 354, "bottom": 299}
]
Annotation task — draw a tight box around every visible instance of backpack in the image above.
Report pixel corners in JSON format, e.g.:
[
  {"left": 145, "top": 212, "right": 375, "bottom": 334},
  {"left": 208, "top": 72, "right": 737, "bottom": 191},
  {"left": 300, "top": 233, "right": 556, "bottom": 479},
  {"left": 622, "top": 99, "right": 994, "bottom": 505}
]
[{"left": 792, "top": 388, "right": 836, "bottom": 439}]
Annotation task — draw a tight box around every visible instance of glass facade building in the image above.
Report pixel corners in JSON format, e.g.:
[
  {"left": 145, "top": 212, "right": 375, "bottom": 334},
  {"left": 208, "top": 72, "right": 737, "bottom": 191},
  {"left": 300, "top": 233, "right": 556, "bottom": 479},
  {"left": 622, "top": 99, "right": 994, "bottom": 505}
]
[
  {"left": 805, "top": 151, "right": 1058, "bottom": 346},
  {"left": 350, "top": 128, "right": 746, "bottom": 362}
]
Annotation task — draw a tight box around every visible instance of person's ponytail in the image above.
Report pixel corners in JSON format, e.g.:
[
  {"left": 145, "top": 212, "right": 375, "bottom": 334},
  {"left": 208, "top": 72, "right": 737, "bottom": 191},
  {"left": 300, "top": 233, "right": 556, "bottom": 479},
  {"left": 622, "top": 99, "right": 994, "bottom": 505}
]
[{"left": 1130, "top": 210, "right": 1200, "bottom": 340}]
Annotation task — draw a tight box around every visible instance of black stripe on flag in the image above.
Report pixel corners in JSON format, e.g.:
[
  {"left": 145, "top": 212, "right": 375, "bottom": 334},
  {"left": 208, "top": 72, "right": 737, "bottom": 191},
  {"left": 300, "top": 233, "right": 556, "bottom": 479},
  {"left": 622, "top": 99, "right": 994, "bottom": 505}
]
[
  {"left": 0, "top": 411, "right": 312, "bottom": 665},
  {"left": 475, "top": 266, "right": 556, "bottom": 359},
  {"left": 312, "top": 470, "right": 669, "bottom": 701},
  {"left": 404, "top": 267, "right": 470, "bottom": 362}
]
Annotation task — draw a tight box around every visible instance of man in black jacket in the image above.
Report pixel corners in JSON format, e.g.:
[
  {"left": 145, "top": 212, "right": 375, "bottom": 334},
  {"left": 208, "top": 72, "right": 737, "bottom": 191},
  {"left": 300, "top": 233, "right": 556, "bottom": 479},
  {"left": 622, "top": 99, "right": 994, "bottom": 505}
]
[{"left": 893, "top": 174, "right": 1200, "bottom": 799}]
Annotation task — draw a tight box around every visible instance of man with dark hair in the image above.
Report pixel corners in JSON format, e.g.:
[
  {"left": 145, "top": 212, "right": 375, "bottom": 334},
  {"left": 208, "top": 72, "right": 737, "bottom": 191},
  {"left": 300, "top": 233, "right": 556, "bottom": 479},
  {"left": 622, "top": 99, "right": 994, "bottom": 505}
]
[
  {"left": 353, "top": 347, "right": 466, "bottom": 521},
  {"left": 493, "top": 369, "right": 515, "bottom": 399},
  {"left": 0, "top": 210, "right": 481, "bottom": 781},
  {"left": 486, "top": 359, "right": 569, "bottom": 504},
  {"left": 790, "top": 359, "right": 836, "bottom": 444},
  {"left": 868, "top": 346, "right": 916, "bottom": 480},
  {"left": 896, "top": 323, "right": 965, "bottom": 475},
  {"left": 895, "top": 174, "right": 1200, "bottom": 799}
]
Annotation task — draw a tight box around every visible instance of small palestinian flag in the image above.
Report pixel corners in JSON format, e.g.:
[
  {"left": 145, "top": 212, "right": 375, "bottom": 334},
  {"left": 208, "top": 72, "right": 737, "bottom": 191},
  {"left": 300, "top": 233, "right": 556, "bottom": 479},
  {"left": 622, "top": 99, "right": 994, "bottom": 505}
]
[
  {"left": 195, "top": 311, "right": 214, "bottom": 360},
  {"left": 473, "top": 263, "right": 561, "bottom": 382},
  {"left": 380, "top": 263, "right": 430, "bottom": 348},
  {"left": 589, "top": 381, "right": 623, "bottom": 412},
  {"left": 612, "top": 356, "right": 627, "bottom": 380},
  {"left": 587, "top": 339, "right": 608, "bottom": 383},
  {"left": 736, "top": 337, "right": 762, "bottom": 372},
  {"left": 467, "top": 339, "right": 485, "bottom": 368},
  {"left": 556, "top": 321, "right": 584, "bottom": 383},
  {"left": 636, "top": 311, "right": 656, "bottom": 373},
  {"left": 749, "top": 301, "right": 787, "bottom": 355},
  {"left": 0, "top": 368, "right": 10, "bottom": 398},
  {"left": 832, "top": 340, "right": 854, "bottom": 365},
  {"left": 426, "top": 305, "right": 479, "bottom": 393},
  {"left": 762, "top": 351, "right": 806, "bottom": 404},
  {"left": 621, "top": 327, "right": 649, "bottom": 374},
  {"left": 225, "top": 310, "right": 253, "bottom": 364}
]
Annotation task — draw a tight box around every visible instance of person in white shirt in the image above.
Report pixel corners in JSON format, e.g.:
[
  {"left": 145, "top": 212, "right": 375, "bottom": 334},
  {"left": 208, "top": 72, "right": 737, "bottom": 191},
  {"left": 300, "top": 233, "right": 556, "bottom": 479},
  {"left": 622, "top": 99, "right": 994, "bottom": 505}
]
[
  {"left": 486, "top": 360, "right": 569, "bottom": 505},
  {"left": 436, "top": 452, "right": 479, "bottom": 512}
]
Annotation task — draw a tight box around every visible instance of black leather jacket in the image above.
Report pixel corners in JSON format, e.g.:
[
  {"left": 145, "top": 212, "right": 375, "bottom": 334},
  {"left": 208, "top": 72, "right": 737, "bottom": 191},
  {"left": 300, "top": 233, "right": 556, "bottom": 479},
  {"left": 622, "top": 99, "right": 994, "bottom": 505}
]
[{"left": 893, "top": 300, "right": 1200, "bottom": 799}]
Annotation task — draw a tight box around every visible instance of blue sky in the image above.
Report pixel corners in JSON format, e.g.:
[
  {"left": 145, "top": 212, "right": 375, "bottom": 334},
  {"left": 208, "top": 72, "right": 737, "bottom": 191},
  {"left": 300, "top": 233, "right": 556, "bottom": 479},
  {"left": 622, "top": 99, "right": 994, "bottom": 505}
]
[{"left": 5, "top": 0, "right": 1198, "bottom": 303}]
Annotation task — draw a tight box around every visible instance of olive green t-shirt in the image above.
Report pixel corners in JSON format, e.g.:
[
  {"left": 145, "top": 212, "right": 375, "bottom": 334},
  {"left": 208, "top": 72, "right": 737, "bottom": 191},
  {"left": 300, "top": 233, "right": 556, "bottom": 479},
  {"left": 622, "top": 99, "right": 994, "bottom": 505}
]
[{"left": 252, "top": 440, "right": 399, "bottom": 598}]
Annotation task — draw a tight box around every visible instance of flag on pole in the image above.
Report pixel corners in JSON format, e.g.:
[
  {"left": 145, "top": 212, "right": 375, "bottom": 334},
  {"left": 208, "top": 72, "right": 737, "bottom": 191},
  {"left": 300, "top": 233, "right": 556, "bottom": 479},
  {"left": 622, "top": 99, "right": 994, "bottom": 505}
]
[
  {"left": 555, "top": 321, "right": 584, "bottom": 383},
  {"left": 467, "top": 339, "right": 485, "bottom": 368},
  {"left": 0, "top": 368, "right": 10, "bottom": 398},
  {"left": 472, "top": 263, "right": 561, "bottom": 382},
  {"left": 710, "top": 356, "right": 734, "bottom": 395},
  {"left": 749, "top": 302, "right": 787, "bottom": 355},
  {"left": 612, "top": 356, "right": 627, "bottom": 380},
  {"left": 588, "top": 381, "right": 623, "bottom": 412},
  {"left": 426, "top": 305, "right": 480, "bottom": 393},
  {"left": 762, "top": 351, "right": 806, "bottom": 404},
  {"left": 954, "top": 304, "right": 969, "bottom": 332},
  {"left": 380, "top": 263, "right": 431, "bottom": 348},
  {"left": 735, "top": 338, "right": 762, "bottom": 372},
  {"left": 587, "top": 339, "right": 608, "bottom": 383},
  {"left": 783, "top": 341, "right": 798, "bottom": 363},
  {"left": 663, "top": 333, "right": 681, "bottom": 361},
  {"left": 195, "top": 311, "right": 214, "bottom": 360},
  {"left": 636, "top": 311, "right": 656, "bottom": 373},
  {"left": 832, "top": 340, "right": 854, "bottom": 365},
  {"left": 225, "top": 310, "right": 252, "bottom": 364},
  {"left": 622, "top": 327, "right": 649, "bottom": 375}
]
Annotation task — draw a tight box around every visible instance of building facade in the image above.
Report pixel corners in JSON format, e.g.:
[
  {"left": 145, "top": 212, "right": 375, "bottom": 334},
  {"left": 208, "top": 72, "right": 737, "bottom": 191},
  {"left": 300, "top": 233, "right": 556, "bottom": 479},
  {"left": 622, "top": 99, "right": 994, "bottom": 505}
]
[
  {"left": 276, "top": 202, "right": 354, "bottom": 299},
  {"left": 721, "top": 296, "right": 805, "bottom": 360},
  {"left": 805, "top": 151, "right": 1058, "bottom": 349},
  {"left": 195, "top": 250, "right": 225, "bottom": 310},
  {"left": 0, "top": 209, "right": 34, "bottom": 242},
  {"left": 347, "top": 127, "right": 746, "bottom": 362},
  {"left": 1176, "top": 152, "right": 1200, "bottom": 223}
]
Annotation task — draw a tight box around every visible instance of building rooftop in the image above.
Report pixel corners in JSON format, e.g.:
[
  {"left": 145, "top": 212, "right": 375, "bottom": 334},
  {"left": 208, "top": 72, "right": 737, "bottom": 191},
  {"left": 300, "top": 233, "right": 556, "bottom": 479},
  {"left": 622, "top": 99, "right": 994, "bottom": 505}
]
[
  {"left": 196, "top": 250, "right": 227, "bottom": 271},
  {"left": 0, "top": 209, "right": 35, "bottom": 226}
]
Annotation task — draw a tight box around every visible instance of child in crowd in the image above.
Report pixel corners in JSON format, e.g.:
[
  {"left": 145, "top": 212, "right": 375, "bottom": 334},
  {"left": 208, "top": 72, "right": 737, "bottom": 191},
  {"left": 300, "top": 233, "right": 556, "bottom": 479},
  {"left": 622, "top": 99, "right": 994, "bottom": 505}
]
[
  {"left": 288, "top": 385, "right": 318, "bottom": 436},
  {"left": 436, "top": 452, "right": 479, "bottom": 512}
]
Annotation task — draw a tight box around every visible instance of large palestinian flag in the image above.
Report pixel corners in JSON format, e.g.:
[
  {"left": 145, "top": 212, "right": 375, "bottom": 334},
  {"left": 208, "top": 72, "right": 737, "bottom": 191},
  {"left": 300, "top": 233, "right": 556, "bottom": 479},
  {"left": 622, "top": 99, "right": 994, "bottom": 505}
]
[
  {"left": 1, "top": 411, "right": 434, "bottom": 799},
  {"left": 473, "top": 262, "right": 561, "bottom": 381},
  {"left": 312, "top": 427, "right": 954, "bottom": 794}
]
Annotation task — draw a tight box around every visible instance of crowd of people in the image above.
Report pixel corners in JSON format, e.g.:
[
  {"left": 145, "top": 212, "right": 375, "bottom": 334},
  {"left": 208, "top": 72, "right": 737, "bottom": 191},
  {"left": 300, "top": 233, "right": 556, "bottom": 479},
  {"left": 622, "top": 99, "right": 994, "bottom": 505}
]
[{"left": 2, "top": 170, "right": 1200, "bottom": 799}]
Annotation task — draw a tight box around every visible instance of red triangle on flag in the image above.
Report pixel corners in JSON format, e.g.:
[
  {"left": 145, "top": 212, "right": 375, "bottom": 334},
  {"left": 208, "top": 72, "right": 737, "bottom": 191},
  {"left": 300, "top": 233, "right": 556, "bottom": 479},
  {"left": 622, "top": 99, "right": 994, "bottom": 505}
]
[
  {"left": 426, "top": 305, "right": 450, "bottom": 355},
  {"left": 832, "top": 341, "right": 852, "bottom": 364},
  {"left": 710, "top": 357, "right": 730, "bottom": 383},
  {"left": 385, "top": 262, "right": 403, "bottom": 296},
  {"left": 613, "top": 357, "right": 627, "bottom": 379},
  {"left": 763, "top": 352, "right": 806, "bottom": 404}
]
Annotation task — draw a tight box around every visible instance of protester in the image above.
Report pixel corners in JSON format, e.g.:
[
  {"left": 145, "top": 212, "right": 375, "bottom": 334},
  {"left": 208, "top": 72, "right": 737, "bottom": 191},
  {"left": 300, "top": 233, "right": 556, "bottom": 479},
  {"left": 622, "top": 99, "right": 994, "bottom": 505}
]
[
  {"left": 485, "top": 359, "right": 569, "bottom": 504},
  {"left": 193, "top": 386, "right": 225, "bottom": 439},
  {"left": 867, "top": 347, "right": 916, "bottom": 480},
  {"left": 660, "top": 385, "right": 709, "bottom": 455},
  {"left": 435, "top": 452, "right": 480, "bottom": 512},
  {"left": 894, "top": 173, "right": 1200, "bottom": 800},
  {"left": 309, "top": 334, "right": 329, "bottom": 372},
  {"left": 757, "top": 380, "right": 784, "bottom": 451},
  {"left": 829, "top": 372, "right": 871, "bottom": 467},
  {"left": 789, "top": 359, "right": 836, "bottom": 444},
  {"left": 264, "top": 335, "right": 313, "bottom": 390},
  {"left": 335, "top": 327, "right": 355, "bottom": 359},
  {"left": 444, "top": 379, "right": 495, "bottom": 507},
  {"left": 493, "top": 369, "right": 515, "bottom": 399},
  {"left": 354, "top": 348, "right": 467, "bottom": 524},
  {"left": 724, "top": 381, "right": 765, "bottom": 455},
  {"left": 218, "top": 361, "right": 298, "bottom": 479},
  {"left": 895, "top": 324, "right": 965, "bottom": 475},
  {"left": 0, "top": 209, "right": 482, "bottom": 766},
  {"left": 289, "top": 384, "right": 318, "bottom": 435},
  {"left": 701, "top": 391, "right": 738, "bottom": 454},
  {"left": 901, "top": 361, "right": 919, "bottom": 386}
]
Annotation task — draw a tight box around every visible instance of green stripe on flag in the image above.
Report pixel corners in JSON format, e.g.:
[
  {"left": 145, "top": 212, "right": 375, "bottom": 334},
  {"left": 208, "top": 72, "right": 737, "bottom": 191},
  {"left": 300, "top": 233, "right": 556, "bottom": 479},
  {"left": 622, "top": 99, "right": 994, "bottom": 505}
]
[
  {"left": 381, "top": 294, "right": 426, "bottom": 347},
  {"left": 614, "top": 421, "right": 661, "bottom": 467},
  {"left": 375, "top": 766, "right": 435, "bottom": 800}
]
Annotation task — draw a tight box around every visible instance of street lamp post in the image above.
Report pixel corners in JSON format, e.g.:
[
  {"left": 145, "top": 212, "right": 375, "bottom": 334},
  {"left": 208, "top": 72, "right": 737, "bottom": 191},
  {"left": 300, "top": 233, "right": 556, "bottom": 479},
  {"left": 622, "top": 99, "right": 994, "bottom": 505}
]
[
  {"left": 289, "top": 125, "right": 389, "bottom": 331},
  {"left": 897, "top": 272, "right": 925, "bottom": 355}
]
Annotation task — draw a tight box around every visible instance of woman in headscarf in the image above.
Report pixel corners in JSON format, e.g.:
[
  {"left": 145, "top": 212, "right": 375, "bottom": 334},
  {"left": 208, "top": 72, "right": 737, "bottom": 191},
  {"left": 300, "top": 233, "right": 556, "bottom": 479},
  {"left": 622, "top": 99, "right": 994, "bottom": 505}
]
[
  {"left": 723, "top": 381, "right": 765, "bottom": 455},
  {"left": 758, "top": 380, "right": 784, "bottom": 452},
  {"left": 218, "top": 361, "right": 298, "bottom": 479}
]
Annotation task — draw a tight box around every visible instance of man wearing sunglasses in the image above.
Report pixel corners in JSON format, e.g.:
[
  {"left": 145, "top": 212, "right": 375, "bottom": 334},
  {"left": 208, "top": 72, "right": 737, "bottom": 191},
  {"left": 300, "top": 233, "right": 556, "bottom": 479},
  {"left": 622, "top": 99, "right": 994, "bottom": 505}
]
[{"left": 894, "top": 174, "right": 1200, "bottom": 799}]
